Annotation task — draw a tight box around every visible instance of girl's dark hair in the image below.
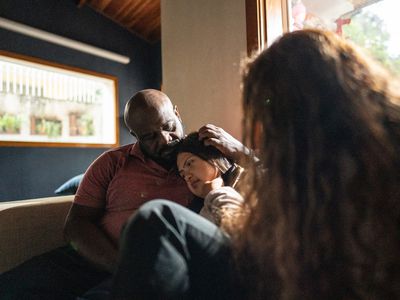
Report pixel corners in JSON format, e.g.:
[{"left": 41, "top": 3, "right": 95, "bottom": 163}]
[
  {"left": 176, "top": 132, "right": 243, "bottom": 187},
  {"left": 237, "top": 29, "right": 400, "bottom": 299}
]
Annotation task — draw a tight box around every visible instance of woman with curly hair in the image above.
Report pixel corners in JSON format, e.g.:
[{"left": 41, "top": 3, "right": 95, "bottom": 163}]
[
  {"left": 112, "top": 29, "right": 400, "bottom": 299},
  {"left": 238, "top": 28, "right": 400, "bottom": 299}
]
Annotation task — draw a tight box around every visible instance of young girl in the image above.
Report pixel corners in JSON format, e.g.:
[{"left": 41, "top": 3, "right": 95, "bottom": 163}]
[
  {"left": 111, "top": 133, "right": 245, "bottom": 300},
  {"left": 175, "top": 132, "right": 244, "bottom": 229}
]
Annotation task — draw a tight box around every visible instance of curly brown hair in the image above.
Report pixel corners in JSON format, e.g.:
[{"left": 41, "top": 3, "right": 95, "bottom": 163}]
[{"left": 236, "top": 29, "right": 400, "bottom": 299}]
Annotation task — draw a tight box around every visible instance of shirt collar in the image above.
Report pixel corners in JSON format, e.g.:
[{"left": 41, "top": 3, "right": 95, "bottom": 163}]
[{"left": 129, "top": 142, "right": 146, "bottom": 162}]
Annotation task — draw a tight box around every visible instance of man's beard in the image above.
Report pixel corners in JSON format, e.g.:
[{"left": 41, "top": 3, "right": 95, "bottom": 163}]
[
  {"left": 143, "top": 139, "right": 181, "bottom": 169},
  {"left": 159, "top": 139, "right": 181, "bottom": 159}
]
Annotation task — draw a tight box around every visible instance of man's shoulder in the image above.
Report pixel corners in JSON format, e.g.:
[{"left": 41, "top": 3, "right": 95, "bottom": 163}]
[
  {"left": 90, "top": 143, "right": 136, "bottom": 167},
  {"left": 103, "top": 143, "right": 135, "bottom": 157}
]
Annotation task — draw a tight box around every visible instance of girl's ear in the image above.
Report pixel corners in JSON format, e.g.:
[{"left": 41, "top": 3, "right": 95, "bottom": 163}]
[{"left": 213, "top": 166, "right": 222, "bottom": 180}]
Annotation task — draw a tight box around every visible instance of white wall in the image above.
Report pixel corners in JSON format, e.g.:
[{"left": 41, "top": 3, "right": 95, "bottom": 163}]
[{"left": 161, "top": 0, "right": 247, "bottom": 139}]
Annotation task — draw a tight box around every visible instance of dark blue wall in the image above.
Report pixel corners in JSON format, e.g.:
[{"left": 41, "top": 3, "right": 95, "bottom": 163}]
[{"left": 0, "top": 0, "right": 161, "bottom": 201}]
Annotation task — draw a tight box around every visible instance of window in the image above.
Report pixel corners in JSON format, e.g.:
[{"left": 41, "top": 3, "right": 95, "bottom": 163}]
[
  {"left": 288, "top": 0, "right": 400, "bottom": 76},
  {"left": 246, "top": 0, "right": 400, "bottom": 76},
  {"left": 0, "top": 51, "right": 119, "bottom": 147},
  {"left": 246, "top": 0, "right": 288, "bottom": 53}
]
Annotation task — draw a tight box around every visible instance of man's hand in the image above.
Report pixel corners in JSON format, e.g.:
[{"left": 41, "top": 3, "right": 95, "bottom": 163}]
[
  {"left": 198, "top": 124, "right": 252, "bottom": 163},
  {"left": 64, "top": 203, "right": 118, "bottom": 273}
]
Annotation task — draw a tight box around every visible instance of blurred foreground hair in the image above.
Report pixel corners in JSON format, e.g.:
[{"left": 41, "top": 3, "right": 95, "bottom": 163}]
[{"left": 237, "top": 29, "right": 400, "bottom": 299}]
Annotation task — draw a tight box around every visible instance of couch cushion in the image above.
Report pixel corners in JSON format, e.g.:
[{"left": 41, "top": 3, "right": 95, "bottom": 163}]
[
  {"left": 54, "top": 174, "right": 84, "bottom": 195},
  {"left": 0, "top": 195, "right": 74, "bottom": 273}
]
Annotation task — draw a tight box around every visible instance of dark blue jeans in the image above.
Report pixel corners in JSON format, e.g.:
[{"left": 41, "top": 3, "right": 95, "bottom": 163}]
[
  {"left": 111, "top": 199, "right": 238, "bottom": 300},
  {"left": 0, "top": 245, "right": 109, "bottom": 300}
]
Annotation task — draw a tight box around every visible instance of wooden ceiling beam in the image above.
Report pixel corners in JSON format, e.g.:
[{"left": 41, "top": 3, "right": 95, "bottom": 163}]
[{"left": 83, "top": 0, "right": 161, "bottom": 42}]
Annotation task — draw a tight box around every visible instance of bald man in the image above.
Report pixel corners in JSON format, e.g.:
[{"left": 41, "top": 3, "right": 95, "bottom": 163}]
[
  {"left": 0, "top": 89, "right": 250, "bottom": 300},
  {"left": 124, "top": 89, "right": 184, "bottom": 169}
]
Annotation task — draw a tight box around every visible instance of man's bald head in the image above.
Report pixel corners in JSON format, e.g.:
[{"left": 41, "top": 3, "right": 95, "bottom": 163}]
[
  {"left": 124, "top": 89, "right": 173, "bottom": 133},
  {"left": 123, "top": 89, "right": 184, "bottom": 166}
]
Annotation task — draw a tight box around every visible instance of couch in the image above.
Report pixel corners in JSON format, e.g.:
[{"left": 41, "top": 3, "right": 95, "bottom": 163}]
[{"left": 0, "top": 195, "right": 74, "bottom": 273}]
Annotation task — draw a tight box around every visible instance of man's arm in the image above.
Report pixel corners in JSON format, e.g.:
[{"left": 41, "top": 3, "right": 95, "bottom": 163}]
[
  {"left": 63, "top": 203, "right": 118, "bottom": 273},
  {"left": 198, "top": 124, "right": 259, "bottom": 164}
]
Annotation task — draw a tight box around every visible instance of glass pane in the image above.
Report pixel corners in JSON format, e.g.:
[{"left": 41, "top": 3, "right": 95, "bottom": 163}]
[
  {"left": 0, "top": 52, "right": 118, "bottom": 146},
  {"left": 289, "top": 0, "right": 400, "bottom": 76}
]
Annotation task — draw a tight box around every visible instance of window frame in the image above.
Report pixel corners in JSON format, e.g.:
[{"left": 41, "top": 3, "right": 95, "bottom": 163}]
[
  {"left": 0, "top": 50, "right": 119, "bottom": 148},
  {"left": 246, "top": 0, "right": 290, "bottom": 54}
]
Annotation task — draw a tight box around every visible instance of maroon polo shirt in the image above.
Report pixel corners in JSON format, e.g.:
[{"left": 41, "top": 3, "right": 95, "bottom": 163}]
[{"left": 74, "top": 143, "right": 193, "bottom": 245}]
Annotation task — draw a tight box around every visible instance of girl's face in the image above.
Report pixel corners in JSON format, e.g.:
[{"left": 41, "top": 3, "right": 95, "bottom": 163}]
[{"left": 177, "top": 152, "right": 223, "bottom": 198}]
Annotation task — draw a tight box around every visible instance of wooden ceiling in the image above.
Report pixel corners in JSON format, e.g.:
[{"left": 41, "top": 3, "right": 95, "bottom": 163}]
[
  {"left": 78, "top": 0, "right": 161, "bottom": 43},
  {"left": 77, "top": 0, "right": 377, "bottom": 44}
]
